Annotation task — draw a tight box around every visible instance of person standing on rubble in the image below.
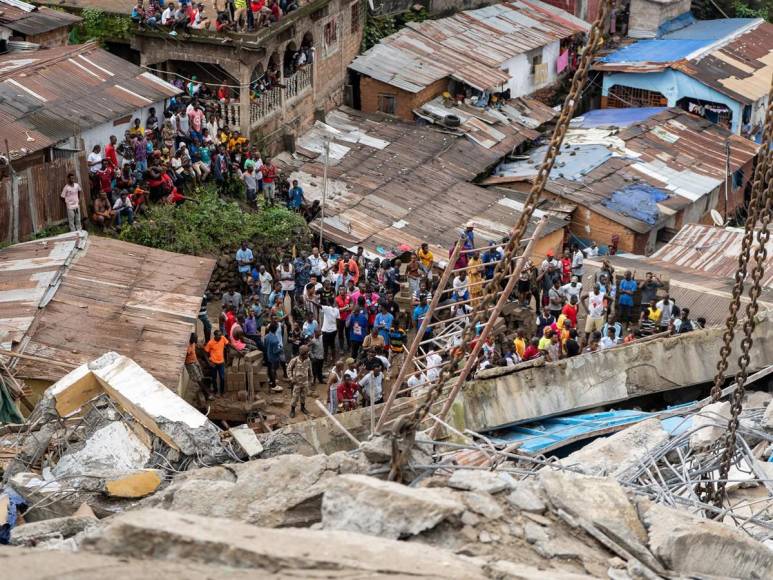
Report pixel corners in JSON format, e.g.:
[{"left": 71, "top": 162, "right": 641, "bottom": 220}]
[
  {"left": 287, "top": 345, "right": 313, "bottom": 418},
  {"left": 185, "top": 333, "right": 209, "bottom": 400},
  {"left": 204, "top": 329, "right": 229, "bottom": 395}
]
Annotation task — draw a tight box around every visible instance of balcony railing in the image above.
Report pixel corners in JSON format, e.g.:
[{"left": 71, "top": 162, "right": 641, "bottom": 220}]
[
  {"left": 218, "top": 101, "right": 241, "bottom": 130},
  {"left": 250, "top": 85, "right": 282, "bottom": 124},
  {"left": 284, "top": 65, "right": 313, "bottom": 103}
]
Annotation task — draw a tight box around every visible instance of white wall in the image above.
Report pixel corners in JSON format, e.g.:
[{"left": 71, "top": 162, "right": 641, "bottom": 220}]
[
  {"left": 81, "top": 99, "right": 168, "bottom": 156},
  {"left": 501, "top": 40, "right": 561, "bottom": 99}
]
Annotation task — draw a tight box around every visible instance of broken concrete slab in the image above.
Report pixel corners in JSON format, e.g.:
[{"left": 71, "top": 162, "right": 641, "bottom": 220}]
[
  {"left": 461, "top": 491, "right": 504, "bottom": 519},
  {"left": 52, "top": 421, "right": 151, "bottom": 479},
  {"left": 558, "top": 418, "right": 670, "bottom": 478},
  {"left": 10, "top": 515, "right": 99, "bottom": 548},
  {"left": 458, "top": 318, "right": 773, "bottom": 432},
  {"left": 642, "top": 502, "right": 773, "bottom": 578},
  {"left": 142, "top": 452, "right": 369, "bottom": 527},
  {"left": 506, "top": 481, "right": 546, "bottom": 514},
  {"left": 44, "top": 352, "right": 225, "bottom": 462},
  {"left": 447, "top": 469, "right": 516, "bottom": 494},
  {"left": 82, "top": 508, "right": 487, "bottom": 579},
  {"left": 104, "top": 470, "right": 163, "bottom": 499},
  {"left": 689, "top": 401, "right": 731, "bottom": 451},
  {"left": 538, "top": 471, "right": 648, "bottom": 548},
  {"left": 8, "top": 472, "right": 80, "bottom": 522},
  {"left": 744, "top": 390, "right": 772, "bottom": 409},
  {"left": 487, "top": 560, "right": 596, "bottom": 579},
  {"left": 228, "top": 425, "right": 263, "bottom": 459},
  {"left": 322, "top": 474, "right": 464, "bottom": 539}
]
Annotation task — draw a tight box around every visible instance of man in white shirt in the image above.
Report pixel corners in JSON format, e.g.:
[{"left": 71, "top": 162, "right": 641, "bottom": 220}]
[
  {"left": 161, "top": 2, "right": 175, "bottom": 25},
  {"left": 599, "top": 326, "right": 618, "bottom": 350},
  {"left": 571, "top": 245, "right": 584, "bottom": 278},
  {"left": 319, "top": 300, "right": 340, "bottom": 362},
  {"left": 561, "top": 276, "right": 582, "bottom": 302},
  {"left": 583, "top": 242, "right": 599, "bottom": 258},
  {"left": 656, "top": 294, "right": 677, "bottom": 331},
  {"left": 582, "top": 284, "right": 606, "bottom": 336},
  {"left": 359, "top": 366, "right": 384, "bottom": 405},
  {"left": 307, "top": 246, "right": 325, "bottom": 278},
  {"left": 60, "top": 173, "right": 82, "bottom": 232},
  {"left": 452, "top": 272, "right": 470, "bottom": 301},
  {"left": 87, "top": 145, "right": 103, "bottom": 174},
  {"left": 112, "top": 191, "right": 134, "bottom": 227},
  {"left": 258, "top": 265, "right": 273, "bottom": 308}
]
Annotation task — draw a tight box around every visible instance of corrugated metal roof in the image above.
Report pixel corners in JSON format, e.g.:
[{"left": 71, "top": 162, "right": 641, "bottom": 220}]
[
  {"left": 0, "top": 232, "right": 215, "bottom": 389},
  {"left": 281, "top": 107, "right": 567, "bottom": 261},
  {"left": 0, "top": 1, "right": 81, "bottom": 35},
  {"left": 0, "top": 42, "right": 180, "bottom": 159},
  {"left": 650, "top": 223, "right": 773, "bottom": 289},
  {"left": 492, "top": 107, "right": 759, "bottom": 233},
  {"left": 350, "top": 0, "right": 589, "bottom": 93},
  {"left": 595, "top": 19, "right": 773, "bottom": 106}
]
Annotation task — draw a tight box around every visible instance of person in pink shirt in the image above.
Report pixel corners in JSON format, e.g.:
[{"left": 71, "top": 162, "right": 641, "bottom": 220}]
[{"left": 60, "top": 173, "right": 82, "bottom": 232}]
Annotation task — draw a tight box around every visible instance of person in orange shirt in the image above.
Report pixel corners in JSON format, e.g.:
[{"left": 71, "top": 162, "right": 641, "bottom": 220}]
[
  {"left": 185, "top": 333, "right": 209, "bottom": 399},
  {"left": 337, "top": 252, "right": 360, "bottom": 284},
  {"left": 513, "top": 329, "right": 527, "bottom": 360},
  {"left": 204, "top": 329, "right": 229, "bottom": 395}
]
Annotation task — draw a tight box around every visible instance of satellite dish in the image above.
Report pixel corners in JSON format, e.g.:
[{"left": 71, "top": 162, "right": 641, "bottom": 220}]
[{"left": 710, "top": 209, "right": 725, "bottom": 227}]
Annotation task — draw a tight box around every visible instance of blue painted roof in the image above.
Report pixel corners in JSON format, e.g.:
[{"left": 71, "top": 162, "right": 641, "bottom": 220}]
[
  {"left": 600, "top": 39, "right": 710, "bottom": 63},
  {"left": 661, "top": 18, "right": 756, "bottom": 39},
  {"left": 600, "top": 18, "right": 759, "bottom": 64},
  {"left": 574, "top": 107, "right": 666, "bottom": 128}
]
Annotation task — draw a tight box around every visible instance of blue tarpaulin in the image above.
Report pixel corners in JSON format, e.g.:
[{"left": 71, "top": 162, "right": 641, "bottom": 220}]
[
  {"left": 602, "top": 183, "right": 669, "bottom": 225},
  {"left": 574, "top": 107, "right": 665, "bottom": 129}
]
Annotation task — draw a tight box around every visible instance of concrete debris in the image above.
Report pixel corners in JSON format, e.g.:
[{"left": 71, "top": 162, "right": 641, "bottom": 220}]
[
  {"left": 744, "top": 390, "right": 772, "bottom": 409},
  {"left": 142, "top": 452, "right": 369, "bottom": 527},
  {"left": 461, "top": 491, "right": 505, "bottom": 519},
  {"left": 689, "top": 401, "right": 732, "bottom": 450},
  {"left": 228, "top": 425, "right": 263, "bottom": 459},
  {"left": 321, "top": 474, "right": 465, "bottom": 539},
  {"left": 447, "top": 469, "right": 516, "bottom": 494},
  {"left": 642, "top": 502, "right": 773, "bottom": 578},
  {"left": 52, "top": 422, "right": 151, "bottom": 480},
  {"left": 10, "top": 515, "right": 99, "bottom": 549},
  {"left": 506, "top": 481, "right": 546, "bottom": 513},
  {"left": 558, "top": 418, "right": 670, "bottom": 477},
  {"left": 81, "top": 508, "right": 487, "bottom": 579},
  {"left": 763, "top": 397, "right": 773, "bottom": 429}
]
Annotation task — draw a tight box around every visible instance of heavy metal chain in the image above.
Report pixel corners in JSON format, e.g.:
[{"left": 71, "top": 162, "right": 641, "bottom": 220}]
[
  {"left": 708, "top": 79, "right": 773, "bottom": 403},
  {"left": 708, "top": 113, "right": 773, "bottom": 509},
  {"left": 388, "top": 0, "right": 613, "bottom": 481}
]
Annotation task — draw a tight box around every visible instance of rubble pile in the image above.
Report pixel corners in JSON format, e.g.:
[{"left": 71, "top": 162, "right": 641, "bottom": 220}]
[{"left": 2, "top": 354, "right": 773, "bottom": 579}]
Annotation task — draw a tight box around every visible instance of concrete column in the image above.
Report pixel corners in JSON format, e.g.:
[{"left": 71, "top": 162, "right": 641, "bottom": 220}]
[{"left": 239, "top": 63, "right": 252, "bottom": 137}]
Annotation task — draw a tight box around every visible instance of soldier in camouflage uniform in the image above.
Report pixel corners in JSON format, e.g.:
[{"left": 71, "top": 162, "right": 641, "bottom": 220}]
[{"left": 287, "top": 345, "right": 313, "bottom": 418}]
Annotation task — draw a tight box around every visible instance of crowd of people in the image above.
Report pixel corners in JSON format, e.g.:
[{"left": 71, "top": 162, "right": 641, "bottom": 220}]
[
  {"left": 60, "top": 95, "right": 321, "bottom": 232},
  {"left": 186, "top": 224, "right": 707, "bottom": 419},
  {"left": 131, "top": 0, "right": 299, "bottom": 34}
]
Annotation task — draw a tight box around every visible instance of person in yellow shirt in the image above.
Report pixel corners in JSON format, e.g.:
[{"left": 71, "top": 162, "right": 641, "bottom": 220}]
[
  {"left": 417, "top": 242, "right": 434, "bottom": 270},
  {"left": 537, "top": 327, "right": 553, "bottom": 351},
  {"left": 513, "top": 329, "right": 527, "bottom": 360},
  {"left": 204, "top": 329, "right": 229, "bottom": 395}
]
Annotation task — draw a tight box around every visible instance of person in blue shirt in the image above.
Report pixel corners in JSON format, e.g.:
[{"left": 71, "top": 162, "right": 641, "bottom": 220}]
[
  {"left": 235, "top": 240, "right": 254, "bottom": 285},
  {"left": 374, "top": 304, "right": 394, "bottom": 346},
  {"left": 481, "top": 242, "right": 501, "bottom": 280},
  {"left": 264, "top": 322, "right": 283, "bottom": 392},
  {"left": 288, "top": 179, "right": 305, "bottom": 210},
  {"left": 617, "top": 270, "right": 638, "bottom": 325},
  {"left": 412, "top": 294, "right": 431, "bottom": 337},
  {"left": 347, "top": 305, "right": 369, "bottom": 359}
]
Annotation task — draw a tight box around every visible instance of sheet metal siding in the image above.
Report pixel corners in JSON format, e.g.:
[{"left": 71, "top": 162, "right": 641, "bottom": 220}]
[{"left": 350, "top": 0, "right": 588, "bottom": 93}]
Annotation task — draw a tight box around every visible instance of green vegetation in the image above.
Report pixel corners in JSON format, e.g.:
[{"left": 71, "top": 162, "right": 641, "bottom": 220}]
[
  {"left": 693, "top": 0, "right": 770, "bottom": 20},
  {"left": 119, "top": 187, "right": 310, "bottom": 256},
  {"left": 68, "top": 8, "right": 133, "bottom": 44},
  {"left": 362, "top": 6, "right": 429, "bottom": 51}
]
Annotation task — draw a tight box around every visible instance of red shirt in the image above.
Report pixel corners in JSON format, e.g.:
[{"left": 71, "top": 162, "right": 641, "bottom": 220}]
[
  {"left": 335, "top": 294, "right": 351, "bottom": 320},
  {"left": 561, "top": 257, "right": 571, "bottom": 284},
  {"left": 337, "top": 258, "right": 360, "bottom": 284},
  {"left": 224, "top": 311, "right": 237, "bottom": 337},
  {"left": 105, "top": 144, "right": 118, "bottom": 168},
  {"left": 98, "top": 167, "right": 114, "bottom": 193},
  {"left": 337, "top": 381, "right": 359, "bottom": 404},
  {"left": 262, "top": 163, "right": 277, "bottom": 183},
  {"left": 523, "top": 345, "right": 540, "bottom": 360},
  {"left": 562, "top": 303, "right": 578, "bottom": 327}
]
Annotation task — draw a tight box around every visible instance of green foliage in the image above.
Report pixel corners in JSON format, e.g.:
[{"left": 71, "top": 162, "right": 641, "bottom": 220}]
[
  {"left": 693, "top": 0, "right": 771, "bottom": 20},
  {"left": 32, "top": 224, "right": 69, "bottom": 240},
  {"left": 732, "top": 0, "right": 769, "bottom": 18},
  {"left": 69, "top": 8, "right": 133, "bottom": 44},
  {"left": 119, "top": 187, "right": 310, "bottom": 257},
  {"left": 362, "top": 6, "right": 429, "bottom": 51}
]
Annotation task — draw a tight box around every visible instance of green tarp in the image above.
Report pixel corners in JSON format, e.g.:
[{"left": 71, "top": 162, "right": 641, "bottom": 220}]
[{"left": 0, "top": 377, "right": 24, "bottom": 425}]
